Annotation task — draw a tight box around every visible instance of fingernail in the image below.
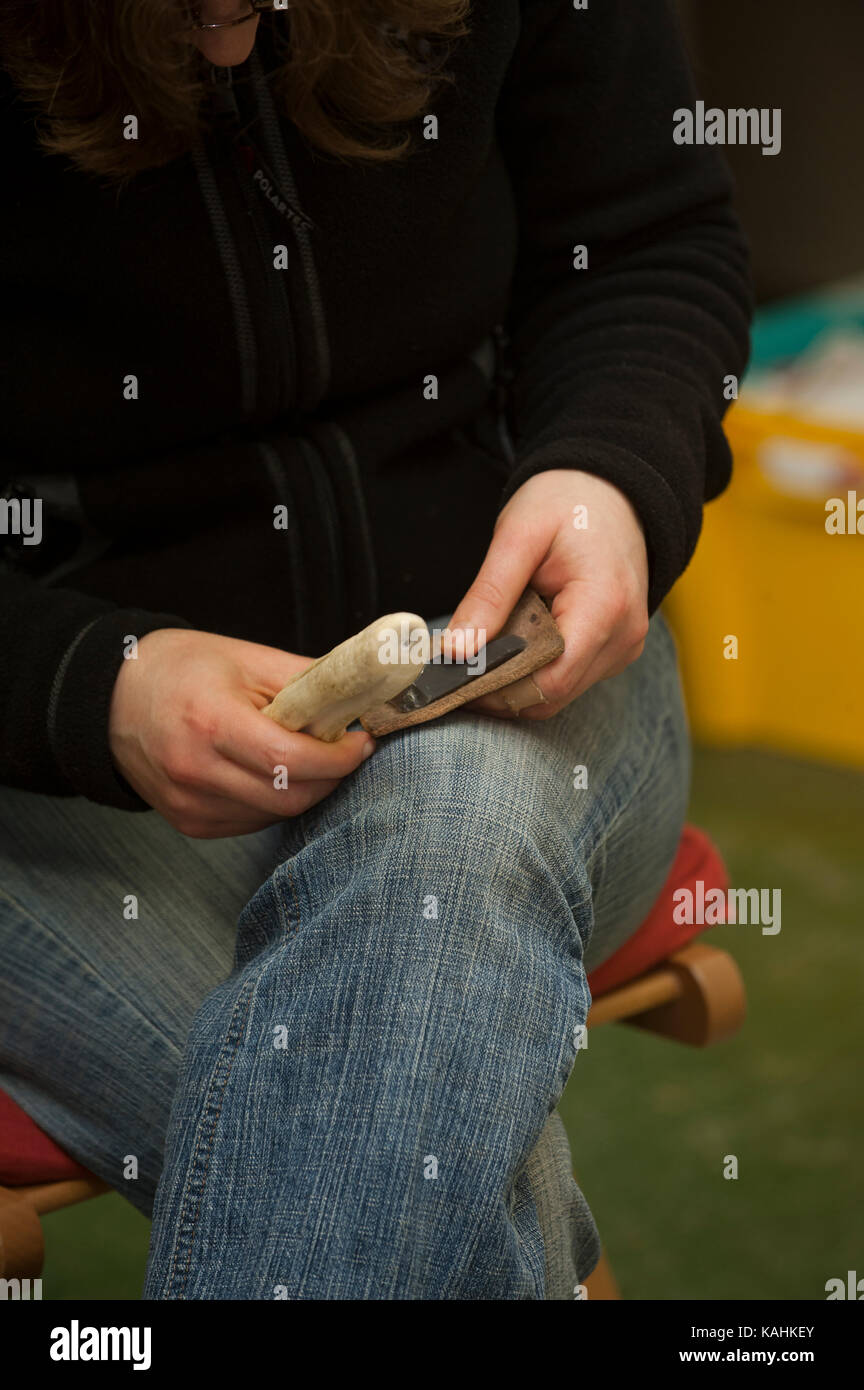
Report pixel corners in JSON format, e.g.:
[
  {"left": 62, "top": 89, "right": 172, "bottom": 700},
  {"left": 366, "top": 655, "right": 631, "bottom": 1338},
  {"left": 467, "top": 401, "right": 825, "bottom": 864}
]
[
  {"left": 445, "top": 627, "right": 472, "bottom": 659},
  {"left": 362, "top": 739, "right": 376, "bottom": 760}
]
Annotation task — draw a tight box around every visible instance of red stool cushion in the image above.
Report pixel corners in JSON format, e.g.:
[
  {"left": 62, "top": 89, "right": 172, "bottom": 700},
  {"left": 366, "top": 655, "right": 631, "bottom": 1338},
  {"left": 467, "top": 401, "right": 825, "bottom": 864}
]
[
  {"left": 0, "top": 1089, "right": 91, "bottom": 1185},
  {"left": 0, "top": 824, "right": 728, "bottom": 1187},
  {"left": 586, "top": 823, "right": 729, "bottom": 996}
]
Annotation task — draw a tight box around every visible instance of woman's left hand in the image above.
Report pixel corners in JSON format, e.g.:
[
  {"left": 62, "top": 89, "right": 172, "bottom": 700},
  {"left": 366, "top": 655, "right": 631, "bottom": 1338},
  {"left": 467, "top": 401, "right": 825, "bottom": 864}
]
[{"left": 446, "top": 469, "right": 651, "bottom": 719}]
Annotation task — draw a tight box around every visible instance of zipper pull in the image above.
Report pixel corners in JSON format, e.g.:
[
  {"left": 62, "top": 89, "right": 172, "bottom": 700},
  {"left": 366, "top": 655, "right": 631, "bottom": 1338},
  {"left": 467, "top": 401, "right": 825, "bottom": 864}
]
[{"left": 208, "top": 64, "right": 240, "bottom": 122}]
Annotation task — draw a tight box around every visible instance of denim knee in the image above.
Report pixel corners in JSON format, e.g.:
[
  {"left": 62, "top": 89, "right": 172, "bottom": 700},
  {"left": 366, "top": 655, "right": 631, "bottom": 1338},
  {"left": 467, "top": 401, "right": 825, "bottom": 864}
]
[{"left": 244, "top": 714, "right": 595, "bottom": 975}]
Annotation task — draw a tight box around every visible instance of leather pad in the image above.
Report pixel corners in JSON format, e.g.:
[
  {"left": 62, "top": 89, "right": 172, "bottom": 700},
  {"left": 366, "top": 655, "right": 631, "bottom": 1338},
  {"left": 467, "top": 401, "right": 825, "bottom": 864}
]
[{"left": 360, "top": 587, "right": 564, "bottom": 735}]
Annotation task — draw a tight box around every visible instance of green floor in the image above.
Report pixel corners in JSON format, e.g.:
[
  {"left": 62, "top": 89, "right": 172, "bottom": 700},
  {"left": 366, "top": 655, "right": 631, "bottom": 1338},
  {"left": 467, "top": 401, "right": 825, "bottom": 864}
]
[
  {"left": 40, "top": 746, "right": 864, "bottom": 1300},
  {"left": 561, "top": 746, "right": 864, "bottom": 1300}
]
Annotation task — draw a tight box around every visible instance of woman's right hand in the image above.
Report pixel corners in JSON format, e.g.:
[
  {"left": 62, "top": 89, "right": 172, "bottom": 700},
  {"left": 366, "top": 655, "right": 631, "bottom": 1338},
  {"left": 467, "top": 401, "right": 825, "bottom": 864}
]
[{"left": 108, "top": 628, "right": 375, "bottom": 838}]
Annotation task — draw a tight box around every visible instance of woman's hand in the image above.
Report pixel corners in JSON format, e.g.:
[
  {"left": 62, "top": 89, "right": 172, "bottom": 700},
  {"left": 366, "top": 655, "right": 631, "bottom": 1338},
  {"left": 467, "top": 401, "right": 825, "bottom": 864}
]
[
  {"left": 447, "top": 470, "right": 650, "bottom": 719},
  {"left": 108, "top": 629, "right": 375, "bottom": 838}
]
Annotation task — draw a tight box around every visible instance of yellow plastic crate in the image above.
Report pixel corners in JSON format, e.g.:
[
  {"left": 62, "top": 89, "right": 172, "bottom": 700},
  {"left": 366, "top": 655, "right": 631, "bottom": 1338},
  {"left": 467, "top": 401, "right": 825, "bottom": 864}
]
[{"left": 664, "top": 400, "right": 864, "bottom": 769}]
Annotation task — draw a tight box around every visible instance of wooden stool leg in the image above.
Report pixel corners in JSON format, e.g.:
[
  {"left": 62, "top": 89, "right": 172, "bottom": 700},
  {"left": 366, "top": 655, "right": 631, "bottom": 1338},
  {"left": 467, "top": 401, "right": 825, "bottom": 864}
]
[
  {"left": 583, "top": 1249, "right": 621, "bottom": 1300},
  {"left": 0, "top": 1185, "right": 45, "bottom": 1280}
]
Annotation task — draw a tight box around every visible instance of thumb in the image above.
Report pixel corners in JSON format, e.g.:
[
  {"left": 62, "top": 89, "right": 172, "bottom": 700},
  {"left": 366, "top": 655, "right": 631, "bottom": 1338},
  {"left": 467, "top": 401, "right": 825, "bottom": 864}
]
[
  {"left": 446, "top": 521, "right": 543, "bottom": 658},
  {"left": 235, "top": 639, "right": 316, "bottom": 703}
]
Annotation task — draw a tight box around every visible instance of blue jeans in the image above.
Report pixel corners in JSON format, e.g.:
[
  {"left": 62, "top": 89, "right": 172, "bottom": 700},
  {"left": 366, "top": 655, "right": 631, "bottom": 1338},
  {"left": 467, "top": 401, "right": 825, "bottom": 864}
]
[{"left": 0, "top": 613, "right": 689, "bottom": 1299}]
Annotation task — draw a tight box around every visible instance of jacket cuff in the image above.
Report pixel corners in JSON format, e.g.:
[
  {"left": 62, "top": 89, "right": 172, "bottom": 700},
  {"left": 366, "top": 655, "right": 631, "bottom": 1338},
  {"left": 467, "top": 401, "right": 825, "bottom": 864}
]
[
  {"left": 47, "top": 608, "right": 192, "bottom": 810},
  {"left": 499, "top": 440, "right": 695, "bottom": 615}
]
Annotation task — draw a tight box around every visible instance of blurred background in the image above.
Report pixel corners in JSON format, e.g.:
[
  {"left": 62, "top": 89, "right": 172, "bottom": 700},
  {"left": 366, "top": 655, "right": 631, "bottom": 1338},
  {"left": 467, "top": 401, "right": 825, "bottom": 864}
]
[{"left": 38, "top": 0, "right": 864, "bottom": 1298}]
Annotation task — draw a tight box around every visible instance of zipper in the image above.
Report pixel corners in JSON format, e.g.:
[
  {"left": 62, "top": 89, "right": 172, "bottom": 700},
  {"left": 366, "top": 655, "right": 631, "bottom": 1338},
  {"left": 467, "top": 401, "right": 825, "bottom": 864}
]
[
  {"left": 197, "top": 61, "right": 301, "bottom": 419},
  {"left": 323, "top": 422, "right": 379, "bottom": 624},
  {"left": 197, "top": 55, "right": 377, "bottom": 641},
  {"left": 296, "top": 436, "right": 344, "bottom": 623},
  {"left": 227, "top": 135, "right": 297, "bottom": 416},
  {"left": 212, "top": 62, "right": 296, "bottom": 417},
  {"left": 191, "top": 140, "right": 258, "bottom": 417},
  {"left": 204, "top": 53, "right": 330, "bottom": 413},
  {"left": 248, "top": 46, "right": 368, "bottom": 633},
  {"left": 191, "top": 76, "right": 259, "bottom": 418},
  {"left": 250, "top": 48, "right": 331, "bottom": 407},
  {"left": 232, "top": 136, "right": 316, "bottom": 235},
  {"left": 258, "top": 441, "right": 310, "bottom": 654}
]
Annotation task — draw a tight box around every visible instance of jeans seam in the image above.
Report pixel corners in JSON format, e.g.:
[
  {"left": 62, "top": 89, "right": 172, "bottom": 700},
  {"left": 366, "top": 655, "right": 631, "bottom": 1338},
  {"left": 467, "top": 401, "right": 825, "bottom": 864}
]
[
  {"left": 283, "top": 863, "right": 302, "bottom": 938},
  {"left": 165, "top": 972, "right": 258, "bottom": 1298},
  {"left": 166, "top": 860, "right": 303, "bottom": 1295}
]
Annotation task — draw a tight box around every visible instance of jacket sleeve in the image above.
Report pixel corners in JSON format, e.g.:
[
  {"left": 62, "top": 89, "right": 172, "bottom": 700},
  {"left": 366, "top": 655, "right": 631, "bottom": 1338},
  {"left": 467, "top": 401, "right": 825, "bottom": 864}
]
[
  {"left": 495, "top": 0, "right": 753, "bottom": 611},
  {"left": 0, "top": 568, "right": 189, "bottom": 808}
]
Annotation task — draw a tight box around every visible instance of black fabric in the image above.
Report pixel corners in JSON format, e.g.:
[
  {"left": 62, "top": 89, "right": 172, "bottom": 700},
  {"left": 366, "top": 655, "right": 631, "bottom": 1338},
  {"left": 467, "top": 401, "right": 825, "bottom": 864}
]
[{"left": 0, "top": 0, "right": 751, "bottom": 807}]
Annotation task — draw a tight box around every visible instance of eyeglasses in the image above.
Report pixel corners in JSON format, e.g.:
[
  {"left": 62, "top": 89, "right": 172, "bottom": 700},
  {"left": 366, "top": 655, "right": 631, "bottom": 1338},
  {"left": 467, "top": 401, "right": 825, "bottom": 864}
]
[{"left": 188, "top": 2, "right": 284, "bottom": 31}]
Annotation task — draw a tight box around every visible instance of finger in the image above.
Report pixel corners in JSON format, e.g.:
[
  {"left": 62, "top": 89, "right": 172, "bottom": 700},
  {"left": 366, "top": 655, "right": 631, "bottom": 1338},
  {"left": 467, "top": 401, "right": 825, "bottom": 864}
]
[
  {"left": 211, "top": 705, "right": 375, "bottom": 780},
  {"left": 179, "top": 756, "right": 344, "bottom": 816},
  {"left": 445, "top": 520, "right": 549, "bottom": 658},
  {"left": 194, "top": 772, "right": 355, "bottom": 835},
  {"left": 518, "top": 634, "right": 646, "bottom": 721},
  {"left": 525, "top": 580, "right": 612, "bottom": 706},
  {"left": 240, "top": 645, "right": 316, "bottom": 703},
  {"left": 462, "top": 579, "right": 606, "bottom": 715},
  {"left": 162, "top": 745, "right": 345, "bottom": 817},
  {"left": 467, "top": 674, "right": 548, "bottom": 717},
  {"left": 173, "top": 808, "right": 290, "bottom": 840},
  {"left": 567, "top": 636, "right": 646, "bottom": 702},
  {"left": 198, "top": 634, "right": 315, "bottom": 702},
  {"left": 197, "top": 770, "right": 346, "bottom": 832},
  {"left": 463, "top": 694, "right": 519, "bottom": 717}
]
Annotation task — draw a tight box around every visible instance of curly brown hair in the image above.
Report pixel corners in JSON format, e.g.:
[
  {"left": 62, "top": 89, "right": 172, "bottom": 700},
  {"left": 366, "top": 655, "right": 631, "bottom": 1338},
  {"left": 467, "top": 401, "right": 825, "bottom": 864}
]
[{"left": 0, "top": 1, "right": 471, "bottom": 179}]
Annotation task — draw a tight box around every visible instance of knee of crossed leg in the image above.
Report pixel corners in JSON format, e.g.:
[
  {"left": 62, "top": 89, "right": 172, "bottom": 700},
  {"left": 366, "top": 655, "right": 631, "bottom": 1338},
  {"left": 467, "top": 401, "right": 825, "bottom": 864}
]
[
  {"left": 252, "top": 714, "right": 592, "bottom": 972},
  {"left": 369, "top": 713, "right": 589, "bottom": 883}
]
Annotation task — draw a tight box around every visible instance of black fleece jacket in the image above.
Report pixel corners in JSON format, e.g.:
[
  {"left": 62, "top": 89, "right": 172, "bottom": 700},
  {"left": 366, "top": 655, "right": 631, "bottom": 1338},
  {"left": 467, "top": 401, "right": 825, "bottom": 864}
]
[{"left": 0, "top": 0, "right": 751, "bottom": 810}]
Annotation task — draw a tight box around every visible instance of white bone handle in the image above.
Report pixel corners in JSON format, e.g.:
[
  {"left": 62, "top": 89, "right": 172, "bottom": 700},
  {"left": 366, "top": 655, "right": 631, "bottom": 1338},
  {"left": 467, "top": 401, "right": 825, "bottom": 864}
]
[{"left": 261, "top": 612, "right": 428, "bottom": 742}]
